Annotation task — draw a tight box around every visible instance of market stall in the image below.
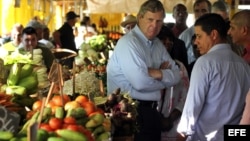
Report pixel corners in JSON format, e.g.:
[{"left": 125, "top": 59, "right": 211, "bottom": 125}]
[{"left": 0, "top": 46, "right": 113, "bottom": 140}]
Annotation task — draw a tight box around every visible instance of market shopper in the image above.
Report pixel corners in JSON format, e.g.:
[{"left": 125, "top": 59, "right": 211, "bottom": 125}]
[
  {"left": 107, "top": 1, "right": 182, "bottom": 141},
  {"left": 179, "top": 0, "right": 211, "bottom": 74},
  {"left": 53, "top": 11, "right": 79, "bottom": 69},
  {"left": 212, "top": 0, "right": 244, "bottom": 56},
  {"left": 177, "top": 13, "right": 250, "bottom": 141},
  {"left": 157, "top": 24, "right": 189, "bottom": 141},
  {"left": 19, "top": 27, "right": 55, "bottom": 71},
  {"left": 1, "top": 23, "right": 23, "bottom": 52},
  {"left": 157, "top": 25, "right": 188, "bottom": 70},
  {"left": 79, "top": 16, "right": 97, "bottom": 41},
  {"left": 171, "top": 3, "right": 188, "bottom": 37},
  {"left": 120, "top": 14, "right": 137, "bottom": 34},
  {"left": 227, "top": 10, "right": 250, "bottom": 124}
]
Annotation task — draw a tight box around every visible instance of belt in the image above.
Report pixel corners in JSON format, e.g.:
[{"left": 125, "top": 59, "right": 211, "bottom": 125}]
[{"left": 134, "top": 99, "right": 158, "bottom": 109}]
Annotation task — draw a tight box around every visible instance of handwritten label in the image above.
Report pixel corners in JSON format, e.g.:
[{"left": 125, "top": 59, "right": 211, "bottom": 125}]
[{"left": 0, "top": 106, "right": 20, "bottom": 133}]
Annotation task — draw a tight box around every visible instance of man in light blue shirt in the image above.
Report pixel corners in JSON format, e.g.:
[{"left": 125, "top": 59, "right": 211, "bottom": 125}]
[
  {"left": 177, "top": 13, "right": 250, "bottom": 141},
  {"left": 107, "top": 1, "right": 181, "bottom": 141}
]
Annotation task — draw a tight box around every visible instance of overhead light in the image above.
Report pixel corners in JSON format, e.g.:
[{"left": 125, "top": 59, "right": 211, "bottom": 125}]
[{"left": 238, "top": 5, "right": 250, "bottom": 9}]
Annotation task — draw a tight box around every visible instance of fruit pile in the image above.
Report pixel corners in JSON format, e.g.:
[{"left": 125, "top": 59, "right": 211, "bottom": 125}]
[{"left": 0, "top": 94, "right": 111, "bottom": 141}]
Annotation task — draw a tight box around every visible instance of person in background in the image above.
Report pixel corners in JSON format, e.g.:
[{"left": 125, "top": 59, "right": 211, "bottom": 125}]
[
  {"left": 179, "top": 0, "right": 211, "bottom": 78},
  {"left": 179, "top": 0, "right": 211, "bottom": 65},
  {"left": 53, "top": 11, "right": 80, "bottom": 69},
  {"left": 91, "top": 23, "right": 99, "bottom": 34},
  {"left": 171, "top": 4, "right": 188, "bottom": 37},
  {"left": 157, "top": 25, "right": 188, "bottom": 70},
  {"left": 39, "top": 25, "right": 55, "bottom": 49},
  {"left": 79, "top": 16, "right": 97, "bottom": 41},
  {"left": 26, "top": 19, "right": 44, "bottom": 41},
  {"left": 157, "top": 24, "right": 189, "bottom": 141},
  {"left": 212, "top": 0, "right": 244, "bottom": 56},
  {"left": 120, "top": 14, "right": 137, "bottom": 34},
  {"left": 1, "top": 23, "right": 23, "bottom": 52},
  {"left": 227, "top": 10, "right": 250, "bottom": 124},
  {"left": 177, "top": 13, "right": 250, "bottom": 141},
  {"left": 19, "top": 27, "right": 55, "bottom": 71},
  {"left": 107, "top": 1, "right": 182, "bottom": 141}
]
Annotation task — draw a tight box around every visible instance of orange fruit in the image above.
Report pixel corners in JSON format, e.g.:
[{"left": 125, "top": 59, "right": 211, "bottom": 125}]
[
  {"left": 75, "top": 95, "right": 89, "bottom": 106},
  {"left": 64, "top": 101, "right": 81, "bottom": 111},
  {"left": 46, "top": 101, "right": 55, "bottom": 108},
  {"left": 32, "top": 100, "right": 43, "bottom": 111},
  {"left": 51, "top": 94, "right": 71, "bottom": 106},
  {"left": 82, "top": 101, "right": 96, "bottom": 115}
]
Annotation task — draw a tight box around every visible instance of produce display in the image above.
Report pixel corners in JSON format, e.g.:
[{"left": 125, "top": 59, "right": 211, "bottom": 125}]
[
  {"left": 0, "top": 49, "right": 48, "bottom": 109},
  {"left": 0, "top": 94, "right": 111, "bottom": 141},
  {"left": 0, "top": 33, "right": 134, "bottom": 140},
  {"left": 75, "top": 34, "right": 109, "bottom": 67}
]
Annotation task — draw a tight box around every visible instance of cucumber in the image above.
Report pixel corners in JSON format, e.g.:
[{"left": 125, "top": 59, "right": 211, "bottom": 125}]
[
  {"left": 96, "top": 131, "right": 110, "bottom": 141},
  {"left": 56, "top": 129, "right": 88, "bottom": 141},
  {"left": 55, "top": 107, "right": 64, "bottom": 119},
  {"left": 47, "top": 137, "right": 67, "bottom": 141},
  {"left": 36, "top": 129, "right": 49, "bottom": 141},
  {"left": 20, "top": 64, "right": 33, "bottom": 79},
  {"left": 10, "top": 137, "right": 27, "bottom": 141},
  {"left": 17, "top": 75, "right": 38, "bottom": 91},
  {"left": 66, "top": 107, "right": 86, "bottom": 119},
  {"left": 92, "top": 125, "right": 105, "bottom": 137},
  {"left": 0, "top": 130, "right": 13, "bottom": 140},
  {"left": 7, "top": 63, "right": 21, "bottom": 86}
]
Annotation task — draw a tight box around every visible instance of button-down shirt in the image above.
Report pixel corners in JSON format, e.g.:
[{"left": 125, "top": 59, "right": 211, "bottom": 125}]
[
  {"left": 179, "top": 26, "right": 195, "bottom": 64},
  {"left": 177, "top": 44, "right": 250, "bottom": 141},
  {"left": 107, "top": 25, "right": 181, "bottom": 101}
]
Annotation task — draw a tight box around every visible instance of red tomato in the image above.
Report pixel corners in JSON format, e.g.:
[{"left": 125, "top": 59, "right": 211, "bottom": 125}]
[
  {"left": 62, "top": 123, "right": 70, "bottom": 129},
  {"left": 49, "top": 117, "right": 63, "bottom": 130},
  {"left": 79, "top": 127, "right": 94, "bottom": 141},
  {"left": 63, "top": 117, "right": 76, "bottom": 124},
  {"left": 66, "top": 124, "right": 80, "bottom": 132},
  {"left": 39, "top": 123, "right": 54, "bottom": 132}
]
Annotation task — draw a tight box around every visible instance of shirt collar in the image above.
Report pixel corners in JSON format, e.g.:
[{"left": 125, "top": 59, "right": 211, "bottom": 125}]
[
  {"left": 208, "top": 43, "right": 231, "bottom": 53},
  {"left": 133, "top": 25, "right": 155, "bottom": 47}
]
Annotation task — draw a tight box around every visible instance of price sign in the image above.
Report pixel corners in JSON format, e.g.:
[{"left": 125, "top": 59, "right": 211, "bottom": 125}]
[{"left": 0, "top": 106, "right": 20, "bottom": 133}]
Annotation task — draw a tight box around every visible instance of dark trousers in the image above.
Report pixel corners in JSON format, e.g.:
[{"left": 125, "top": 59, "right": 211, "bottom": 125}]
[{"left": 134, "top": 101, "right": 161, "bottom": 141}]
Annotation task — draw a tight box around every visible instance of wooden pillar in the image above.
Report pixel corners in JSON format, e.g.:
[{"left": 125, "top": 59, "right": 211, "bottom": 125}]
[{"left": 225, "top": 0, "right": 239, "bottom": 19}]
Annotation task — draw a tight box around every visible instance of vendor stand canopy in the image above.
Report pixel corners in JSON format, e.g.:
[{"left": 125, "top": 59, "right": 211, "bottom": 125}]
[{"left": 86, "top": 0, "right": 218, "bottom": 13}]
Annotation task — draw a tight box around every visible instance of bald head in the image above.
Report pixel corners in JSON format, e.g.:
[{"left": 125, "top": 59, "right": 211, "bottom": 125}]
[
  {"left": 11, "top": 23, "right": 24, "bottom": 46},
  {"left": 228, "top": 10, "right": 250, "bottom": 47},
  {"left": 231, "top": 10, "right": 250, "bottom": 27},
  {"left": 12, "top": 23, "right": 23, "bottom": 36}
]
